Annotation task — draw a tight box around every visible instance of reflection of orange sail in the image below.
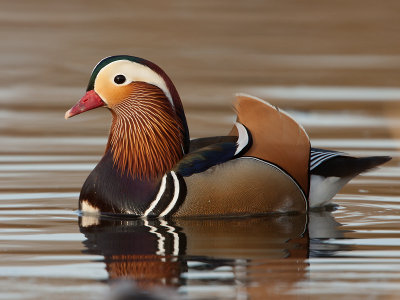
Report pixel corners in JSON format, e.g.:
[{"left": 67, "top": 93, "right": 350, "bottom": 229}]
[
  {"left": 288, "top": 236, "right": 309, "bottom": 259},
  {"left": 244, "top": 258, "right": 309, "bottom": 299}
]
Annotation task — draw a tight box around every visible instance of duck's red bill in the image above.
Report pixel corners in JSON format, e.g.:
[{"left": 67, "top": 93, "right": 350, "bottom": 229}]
[{"left": 65, "top": 90, "right": 105, "bottom": 119}]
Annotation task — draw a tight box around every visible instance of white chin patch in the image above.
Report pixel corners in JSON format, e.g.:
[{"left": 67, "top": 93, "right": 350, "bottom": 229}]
[{"left": 81, "top": 200, "right": 100, "bottom": 214}]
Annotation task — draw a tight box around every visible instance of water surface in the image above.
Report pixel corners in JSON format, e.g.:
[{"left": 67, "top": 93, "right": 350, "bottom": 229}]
[{"left": 1, "top": 1, "right": 400, "bottom": 299}]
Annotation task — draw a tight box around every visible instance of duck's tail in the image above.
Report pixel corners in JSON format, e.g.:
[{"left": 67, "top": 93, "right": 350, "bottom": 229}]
[{"left": 309, "top": 148, "right": 391, "bottom": 208}]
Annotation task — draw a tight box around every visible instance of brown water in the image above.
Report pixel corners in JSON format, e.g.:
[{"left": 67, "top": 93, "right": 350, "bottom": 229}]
[{"left": 1, "top": 1, "right": 400, "bottom": 299}]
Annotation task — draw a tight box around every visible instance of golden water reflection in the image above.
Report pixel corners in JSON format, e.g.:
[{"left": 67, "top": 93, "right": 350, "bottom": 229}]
[
  {"left": 1, "top": 0, "right": 400, "bottom": 299},
  {"left": 79, "top": 212, "right": 344, "bottom": 298}
]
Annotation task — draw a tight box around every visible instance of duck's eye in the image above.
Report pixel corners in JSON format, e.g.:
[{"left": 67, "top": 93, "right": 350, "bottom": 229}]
[{"left": 114, "top": 75, "right": 126, "bottom": 85}]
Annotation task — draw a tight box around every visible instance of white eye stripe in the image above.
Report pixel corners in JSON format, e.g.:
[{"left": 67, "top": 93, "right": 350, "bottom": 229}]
[{"left": 95, "top": 60, "right": 175, "bottom": 109}]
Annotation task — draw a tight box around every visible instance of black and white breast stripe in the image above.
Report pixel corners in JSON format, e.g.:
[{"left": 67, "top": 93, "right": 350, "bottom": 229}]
[
  {"left": 310, "top": 148, "right": 342, "bottom": 171},
  {"left": 143, "top": 171, "right": 186, "bottom": 218}
]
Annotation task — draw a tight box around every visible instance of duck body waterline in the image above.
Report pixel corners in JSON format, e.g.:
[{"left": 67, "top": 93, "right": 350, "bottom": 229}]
[{"left": 66, "top": 55, "right": 391, "bottom": 218}]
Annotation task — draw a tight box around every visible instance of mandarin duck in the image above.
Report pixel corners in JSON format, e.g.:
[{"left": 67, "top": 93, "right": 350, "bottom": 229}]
[{"left": 65, "top": 55, "right": 391, "bottom": 217}]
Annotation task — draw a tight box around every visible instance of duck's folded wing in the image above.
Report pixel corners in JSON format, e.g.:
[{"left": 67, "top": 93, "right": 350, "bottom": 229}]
[
  {"left": 189, "top": 136, "right": 237, "bottom": 152},
  {"left": 177, "top": 122, "right": 252, "bottom": 177},
  {"left": 174, "top": 142, "right": 237, "bottom": 177}
]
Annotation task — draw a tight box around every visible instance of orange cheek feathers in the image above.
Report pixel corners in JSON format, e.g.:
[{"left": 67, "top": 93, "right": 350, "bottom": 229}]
[{"left": 95, "top": 78, "right": 135, "bottom": 108}]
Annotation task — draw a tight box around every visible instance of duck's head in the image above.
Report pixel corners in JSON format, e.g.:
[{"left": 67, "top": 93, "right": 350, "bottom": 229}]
[{"left": 66, "top": 55, "right": 190, "bottom": 179}]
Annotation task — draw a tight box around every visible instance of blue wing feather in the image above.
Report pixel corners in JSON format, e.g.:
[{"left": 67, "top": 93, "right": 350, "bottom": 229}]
[{"left": 173, "top": 142, "right": 237, "bottom": 177}]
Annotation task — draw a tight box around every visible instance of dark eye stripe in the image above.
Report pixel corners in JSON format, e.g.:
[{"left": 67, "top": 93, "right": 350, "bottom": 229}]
[{"left": 114, "top": 75, "right": 126, "bottom": 84}]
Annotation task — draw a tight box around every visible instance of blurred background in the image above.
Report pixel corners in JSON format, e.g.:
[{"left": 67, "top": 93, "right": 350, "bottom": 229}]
[
  {"left": 1, "top": 1, "right": 400, "bottom": 299},
  {"left": 2, "top": 0, "right": 400, "bottom": 139}
]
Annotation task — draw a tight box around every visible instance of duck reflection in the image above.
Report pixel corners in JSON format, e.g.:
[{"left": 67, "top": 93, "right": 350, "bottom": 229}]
[
  {"left": 79, "top": 212, "right": 343, "bottom": 295},
  {"left": 308, "top": 208, "right": 347, "bottom": 257},
  {"left": 81, "top": 217, "right": 187, "bottom": 287}
]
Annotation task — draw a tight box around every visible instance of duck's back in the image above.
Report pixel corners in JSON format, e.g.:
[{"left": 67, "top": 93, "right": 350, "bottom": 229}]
[{"left": 173, "top": 94, "right": 310, "bottom": 217}]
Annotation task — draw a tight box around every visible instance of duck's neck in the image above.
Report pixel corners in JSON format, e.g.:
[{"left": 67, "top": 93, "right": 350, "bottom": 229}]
[{"left": 106, "top": 84, "right": 185, "bottom": 180}]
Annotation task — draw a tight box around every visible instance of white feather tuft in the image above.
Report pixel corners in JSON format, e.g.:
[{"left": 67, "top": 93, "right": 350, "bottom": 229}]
[{"left": 234, "top": 122, "right": 249, "bottom": 156}]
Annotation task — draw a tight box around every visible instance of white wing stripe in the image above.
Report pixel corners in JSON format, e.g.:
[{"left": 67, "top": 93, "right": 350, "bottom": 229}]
[
  {"left": 310, "top": 151, "right": 341, "bottom": 170},
  {"left": 310, "top": 152, "right": 329, "bottom": 160},
  {"left": 310, "top": 152, "right": 334, "bottom": 164}
]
